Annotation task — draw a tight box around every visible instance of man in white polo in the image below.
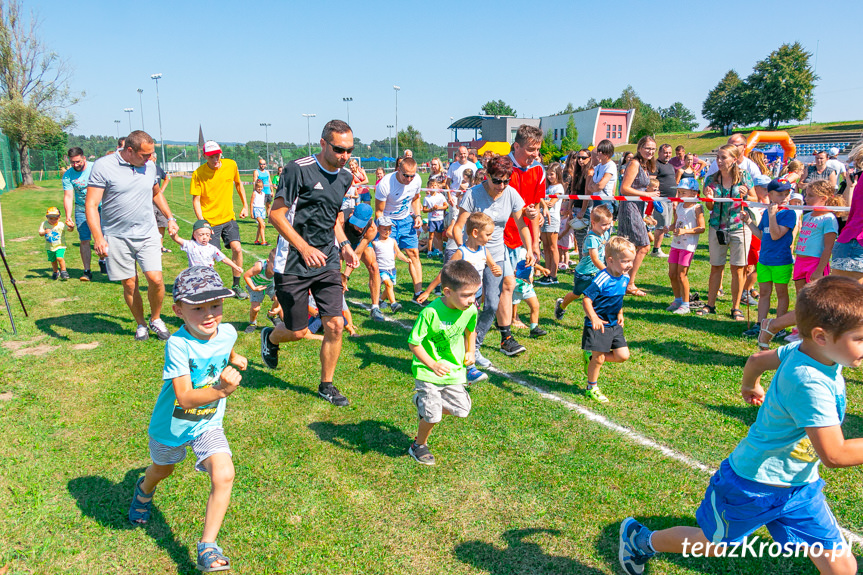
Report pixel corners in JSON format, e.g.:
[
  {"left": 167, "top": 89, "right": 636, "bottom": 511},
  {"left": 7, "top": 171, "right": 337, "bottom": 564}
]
[
  {"left": 705, "top": 133, "right": 763, "bottom": 180},
  {"left": 86, "top": 131, "right": 178, "bottom": 341},
  {"left": 446, "top": 146, "right": 475, "bottom": 190}
]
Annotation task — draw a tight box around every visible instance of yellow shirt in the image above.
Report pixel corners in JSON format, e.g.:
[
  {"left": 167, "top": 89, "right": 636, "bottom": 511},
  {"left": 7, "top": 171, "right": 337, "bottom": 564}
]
[{"left": 190, "top": 158, "right": 241, "bottom": 226}]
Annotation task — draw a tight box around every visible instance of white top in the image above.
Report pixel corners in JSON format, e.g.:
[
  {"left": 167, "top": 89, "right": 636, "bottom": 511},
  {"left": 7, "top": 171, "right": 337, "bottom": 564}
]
[
  {"left": 705, "top": 156, "right": 762, "bottom": 180},
  {"left": 375, "top": 172, "right": 421, "bottom": 220},
  {"left": 592, "top": 160, "right": 618, "bottom": 196},
  {"left": 670, "top": 202, "right": 702, "bottom": 253},
  {"left": 423, "top": 192, "right": 447, "bottom": 221},
  {"left": 373, "top": 236, "right": 397, "bottom": 270},
  {"left": 252, "top": 189, "right": 266, "bottom": 209},
  {"left": 546, "top": 184, "right": 564, "bottom": 220},
  {"left": 446, "top": 161, "right": 475, "bottom": 190},
  {"left": 181, "top": 240, "right": 226, "bottom": 267},
  {"left": 458, "top": 244, "right": 488, "bottom": 275}
]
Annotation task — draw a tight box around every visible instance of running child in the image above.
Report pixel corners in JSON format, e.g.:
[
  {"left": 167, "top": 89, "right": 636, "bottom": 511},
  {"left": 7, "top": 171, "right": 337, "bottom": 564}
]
[
  {"left": 242, "top": 248, "right": 282, "bottom": 333},
  {"left": 39, "top": 206, "right": 71, "bottom": 280},
  {"left": 666, "top": 178, "right": 705, "bottom": 314},
  {"left": 620, "top": 276, "right": 863, "bottom": 575},
  {"left": 538, "top": 162, "right": 563, "bottom": 285},
  {"left": 581, "top": 236, "right": 635, "bottom": 403},
  {"left": 422, "top": 179, "right": 448, "bottom": 257},
  {"left": 170, "top": 220, "right": 244, "bottom": 275},
  {"left": 251, "top": 178, "right": 269, "bottom": 245},
  {"left": 374, "top": 216, "right": 412, "bottom": 313},
  {"left": 407, "top": 259, "right": 482, "bottom": 466},
  {"left": 128, "top": 266, "right": 247, "bottom": 573},
  {"left": 554, "top": 205, "right": 614, "bottom": 320},
  {"left": 510, "top": 254, "right": 549, "bottom": 338}
]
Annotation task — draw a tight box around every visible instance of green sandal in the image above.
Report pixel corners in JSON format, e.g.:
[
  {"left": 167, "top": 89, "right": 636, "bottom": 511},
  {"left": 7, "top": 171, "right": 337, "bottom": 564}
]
[
  {"left": 197, "top": 541, "right": 230, "bottom": 572},
  {"left": 128, "top": 476, "right": 156, "bottom": 525}
]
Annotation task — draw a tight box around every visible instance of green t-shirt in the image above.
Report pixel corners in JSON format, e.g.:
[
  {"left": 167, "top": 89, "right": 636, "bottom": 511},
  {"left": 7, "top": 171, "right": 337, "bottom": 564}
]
[{"left": 408, "top": 298, "right": 478, "bottom": 385}]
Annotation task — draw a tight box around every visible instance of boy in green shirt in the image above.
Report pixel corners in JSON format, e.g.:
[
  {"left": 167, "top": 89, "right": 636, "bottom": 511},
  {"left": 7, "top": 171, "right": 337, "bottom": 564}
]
[{"left": 407, "top": 259, "right": 482, "bottom": 465}]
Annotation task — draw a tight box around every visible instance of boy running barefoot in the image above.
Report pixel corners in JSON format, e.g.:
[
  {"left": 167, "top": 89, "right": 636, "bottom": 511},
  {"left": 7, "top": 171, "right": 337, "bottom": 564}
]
[
  {"left": 129, "top": 266, "right": 247, "bottom": 573},
  {"left": 171, "top": 220, "right": 244, "bottom": 275},
  {"left": 582, "top": 236, "right": 635, "bottom": 403},
  {"left": 407, "top": 260, "right": 482, "bottom": 465},
  {"left": 620, "top": 276, "right": 863, "bottom": 575}
]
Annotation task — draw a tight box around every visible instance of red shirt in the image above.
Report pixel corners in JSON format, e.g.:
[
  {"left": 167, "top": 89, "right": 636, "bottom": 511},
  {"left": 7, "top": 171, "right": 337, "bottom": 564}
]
[{"left": 503, "top": 153, "right": 546, "bottom": 249}]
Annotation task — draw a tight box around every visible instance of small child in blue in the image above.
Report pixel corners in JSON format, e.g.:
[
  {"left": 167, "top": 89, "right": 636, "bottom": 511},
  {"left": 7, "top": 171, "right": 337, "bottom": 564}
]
[
  {"left": 555, "top": 205, "right": 613, "bottom": 320},
  {"left": 581, "top": 236, "right": 635, "bottom": 403},
  {"left": 620, "top": 276, "right": 863, "bottom": 575},
  {"left": 129, "top": 266, "right": 247, "bottom": 573}
]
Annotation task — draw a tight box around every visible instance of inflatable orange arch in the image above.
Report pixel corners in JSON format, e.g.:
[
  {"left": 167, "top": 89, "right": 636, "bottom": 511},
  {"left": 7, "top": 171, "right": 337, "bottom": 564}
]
[{"left": 744, "top": 131, "right": 796, "bottom": 159}]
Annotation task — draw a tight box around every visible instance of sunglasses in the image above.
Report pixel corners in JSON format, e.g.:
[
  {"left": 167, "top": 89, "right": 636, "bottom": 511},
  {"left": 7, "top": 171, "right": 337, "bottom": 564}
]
[
  {"left": 328, "top": 142, "right": 354, "bottom": 154},
  {"left": 490, "top": 176, "right": 509, "bottom": 185},
  {"left": 400, "top": 172, "right": 416, "bottom": 180},
  {"left": 577, "top": 156, "right": 590, "bottom": 160}
]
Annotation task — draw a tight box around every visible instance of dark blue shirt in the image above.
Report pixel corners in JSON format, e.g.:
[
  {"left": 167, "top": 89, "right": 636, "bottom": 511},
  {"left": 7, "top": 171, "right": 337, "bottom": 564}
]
[
  {"left": 583, "top": 269, "right": 630, "bottom": 326},
  {"left": 758, "top": 209, "right": 797, "bottom": 266}
]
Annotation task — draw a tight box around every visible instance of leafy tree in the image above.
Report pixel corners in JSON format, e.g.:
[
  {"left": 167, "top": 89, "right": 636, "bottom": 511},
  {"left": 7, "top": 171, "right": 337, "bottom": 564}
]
[
  {"left": 660, "top": 102, "right": 698, "bottom": 133},
  {"left": 702, "top": 70, "right": 743, "bottom": 134},
  {"left": 481, "top": 100, "right": 517, "bottom": 117},
  {"left": 560, "top": 115, "right": 580, "bottom": 153},
  {"left": 397, "top": 125, "right": 425, "bottom": 156},
  {"left": 742, "top": 42, "right": 817, "bottom": 129},
  {"left": 558, "top": 102, "right": 576, "bottom": 115},
  {"left": 0, "top": 0, "right": 79, "bottom": 185}
]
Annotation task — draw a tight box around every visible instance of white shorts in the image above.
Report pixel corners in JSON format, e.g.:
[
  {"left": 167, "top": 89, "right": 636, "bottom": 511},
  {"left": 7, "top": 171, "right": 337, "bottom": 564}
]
[
  {"left": 105, "top": 234, "right": 162, "bottom": 281},
  {"left": 148, "top": 428, "right": 232, "bottom": 473},
  {"left": 413, "top": 380, "right": 471, "bottom": 424}
]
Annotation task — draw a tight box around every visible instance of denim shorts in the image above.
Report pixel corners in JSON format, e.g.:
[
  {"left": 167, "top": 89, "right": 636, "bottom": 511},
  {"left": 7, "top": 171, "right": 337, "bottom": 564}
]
[
  {"left": 831, "top": 239, "right": 863, "bottom": 273},
  {"left": 75, "top": 212, "right": 92, "bottom": 242}
]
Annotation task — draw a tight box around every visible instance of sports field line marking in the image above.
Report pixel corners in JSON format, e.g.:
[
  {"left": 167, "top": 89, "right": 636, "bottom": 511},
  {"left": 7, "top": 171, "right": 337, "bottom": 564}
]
[{"left": 347, "top": 298, "right": 863, "bottom": 547}]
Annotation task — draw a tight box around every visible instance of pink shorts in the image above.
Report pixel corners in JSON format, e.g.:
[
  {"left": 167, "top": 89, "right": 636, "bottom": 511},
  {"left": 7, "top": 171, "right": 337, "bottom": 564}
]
[
  {"left": 668, "top": 247, "right": 695, "bottom": 267},
  {"left": 792, "top": 254, "right": 830, "bottom": 283}
]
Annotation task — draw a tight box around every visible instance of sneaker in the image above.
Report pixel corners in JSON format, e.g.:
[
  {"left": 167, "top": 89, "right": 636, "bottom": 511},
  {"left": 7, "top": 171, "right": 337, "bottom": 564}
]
[
  {"left": 244, "top": 322, "right": 257, "bottom": 334},
  {"left": 267, "top": 313, "right": 282, "bottom": 327},
  {"left": 475, "top": 351, "right": 492, "bottom": 369},
  {"left": 582, "top": 350, "right": 591, "bottom": 377},
  {"left": 410, "top": 293, "right": 426, "bottom": 307},
  {"left": 665, "top": 300, "right": 682, "bottom": 312},
  {"left": 554, "top": 298, "right": 566, "bottom": 321},
  {"left": 260, "top": 326, "right": 279, "bottom": 369},
  {"left": 743, "top": 325, "right": 760, "bottom": 338},
  {"left": 433, "top": 286, "right": 442, "bottom": 296},
  {"left": 536, "top": 276, "right": 558, "bottom": 286},
  {"left": 466, "top": 366, "right": 488, "bottom": 384},
  {"left": 233, "top": 284, "right": 249, "bottom": 300},
  {"left": 318, "top": 382, "right": 349, "bottom": 407},
  {"left": 134, "top": 324, "right": 149, "bottom": 341},
  {"left": 80, "top": 270, "right": 93, "bottom": 282},
  {"left": 148, "top": 318, "right": 171, "bottom": 341},
  {"left": 529, "top": 326, "right": 547, "bottom": 338},
  {"left": 51, "top": 271, "right": 59, "bottom": 280},
  {"left": 785, "top": 328, "right": 802, "bottom": 343},
  {"left": 650, "top": 248, "right": 668, "bottom": 258},
  {"left": 673, "top": 304, "right": 690, "bottom": 315},
  {"left": 500, "top": 336, "right": 526, "bottom": 356},
  {"left": 408, "top": 442, "right": 435, "bottom": 465},
  {"left": 390, "top": 302, "right": 403, "bottom": 313},
  {"left": 619, "top": 517, "right": 655, "bottom": 575},
  {"left": 586, "top": 386, "right": 609, "bottom": 403},
  {"left": 370, "top": 307, "right": 386, "bottom": 322},
  {"left": 774, "top": 329, "right": 789, "bottom": 340},
  {"left": 98, "top": 259, "right": 108, "bottom": 274},
  {"left": 59, "top": 270, "right": 70, "bottom": 280},
  {"left": 741, "top": 292, "right": 758, "bottom": 306}
]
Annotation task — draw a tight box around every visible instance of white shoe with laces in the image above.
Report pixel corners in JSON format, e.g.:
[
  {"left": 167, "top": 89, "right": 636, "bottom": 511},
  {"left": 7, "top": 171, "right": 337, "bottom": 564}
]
[
  {"left": 135, "top": 324, "right": 149, "bottom": 341},
  {"left": 149, "top": 318, "right": 171, "bottom": 341}
]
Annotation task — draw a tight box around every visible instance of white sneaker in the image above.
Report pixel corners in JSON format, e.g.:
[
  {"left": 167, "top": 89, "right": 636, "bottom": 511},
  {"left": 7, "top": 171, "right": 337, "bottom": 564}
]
[
  {"left": 666, "top": 301, "right": 682, "bottom": 312},
  {"left": 673, "top": 305, "right": 690, "bottom": 315},
  {"left": 135, "top": 324, "right": 149, "bottom": 341},
  {"left": 475, "top": 350, "right": 492, "bottom": 369},
  {"left": 650, "top": 248, "right": 668, "bottom": 258},
  {"left": 148, "top": 318, "right": 171, "bottom": 341}
]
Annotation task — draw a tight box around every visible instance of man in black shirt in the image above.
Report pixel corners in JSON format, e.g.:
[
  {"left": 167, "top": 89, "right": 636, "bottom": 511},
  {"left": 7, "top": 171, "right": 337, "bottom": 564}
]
[
  {"left": 651, "top": 143, "right": 677, "bottom": 258},
  {"left": 261, "top": 119, "right": 359, "bottom": 406}
]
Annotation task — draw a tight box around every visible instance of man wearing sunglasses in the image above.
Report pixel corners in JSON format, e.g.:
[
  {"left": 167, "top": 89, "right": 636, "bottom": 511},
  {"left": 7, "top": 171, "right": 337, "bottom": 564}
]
[
  {"left": 705, "top": 133, "right": 763, "bottom": 181},
  {"left": 262, "top": 120, "right": 359, "bottom": 408},
  {"left": 374, "top": 157, "right": 425, "bottom": 304}
]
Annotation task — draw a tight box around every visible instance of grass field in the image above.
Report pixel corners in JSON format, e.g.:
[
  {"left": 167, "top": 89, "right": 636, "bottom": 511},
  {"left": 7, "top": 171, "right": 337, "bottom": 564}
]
[{"left": 1, "top": 178, "right": 862, "bottom": 574}]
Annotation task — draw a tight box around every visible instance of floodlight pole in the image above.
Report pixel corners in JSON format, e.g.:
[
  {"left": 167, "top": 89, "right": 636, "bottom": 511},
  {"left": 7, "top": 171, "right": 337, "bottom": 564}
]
[
  {"left": 114, "top": 120, "right": 121, "bottom": 138},
  {"left": 343, "top": 97, "right": 352, "bottom": 125},
  {"left": 137, "top": 89, "right": 145, "bottom": 130},
  {"left": 151, "top": 73, "right": 166, "bottom": 166},
  {"left": 302, "top": 114, "right": 316, "bottom": 156},
  {"left": 260, "top": 122, "right": 271, "bottom": 161},
  {"left": 387, "top": 125, "right": 394, "bottom": 160},
  {"left": 124, "top": 108, "right": 134, "bottom": 132},
  {"left": 393, "top": 86, "right": 400, "bottom": 159}
]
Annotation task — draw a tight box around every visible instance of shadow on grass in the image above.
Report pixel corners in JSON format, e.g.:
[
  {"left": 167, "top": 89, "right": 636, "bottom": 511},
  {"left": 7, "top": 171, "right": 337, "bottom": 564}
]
[
  {"left": 307, "top": 419, "right": 412, "bottom": 457},
  {"left": 240, "top": 364, "right": 320, "bottom": 399},
  {"left": 68, "top": 468, "right": 196, "bottom": 574},
  {"left": 629, "top": 338, "right": 746, "bottom": 367},
  {"left": 34, "top": 312, "right": 126, "bottom": 340},
  {"left": 455, "top": 528, "right": 604, "bottom": 575},
  {"left": 699, "top": 402, "right": 758, "bottom": 427}
]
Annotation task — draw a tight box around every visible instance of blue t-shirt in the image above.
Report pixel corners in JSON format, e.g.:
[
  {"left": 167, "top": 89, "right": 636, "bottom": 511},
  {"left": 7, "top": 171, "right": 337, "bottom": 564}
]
[
  {"left": 757, "top": 208, "right": 797, "bottom": 266},
  {"left": 582, "top": 268, "right": 630, "bottom": 326},
  {"left": 148, "top": 324, "right": 237, "bottom": 446},
  {"left": 795, "top": 211, "right": 839, "bottom": 258},
  {"left": 254, "top": 169, "right": 272, "bottom": 194},
  {"left": 729, "top": 342, "right": 845, "bottom": 486},
  {"left": 575, "top": 230, "right": 610, "bottom": 276},
  {"left": 62, "top": 163, "right": 94, "bottom": 215}
]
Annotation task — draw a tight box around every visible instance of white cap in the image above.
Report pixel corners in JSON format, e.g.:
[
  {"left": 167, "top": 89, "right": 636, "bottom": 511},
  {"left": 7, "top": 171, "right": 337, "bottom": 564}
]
[
  {"left": 203, "top": 140, "right": 222, "bottom": 156},
  {"left": 829, "top": 147, "right": 840, "bottom": 157}
]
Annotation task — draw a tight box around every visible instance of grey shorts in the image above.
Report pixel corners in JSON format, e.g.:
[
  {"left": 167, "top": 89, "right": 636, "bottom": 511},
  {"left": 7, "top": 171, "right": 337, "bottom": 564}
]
[
  {"left": 154, "top": 205, "right": 169, "bottom": 228},
  {"left": 541, "top": 216, "right": 560, "bottom": 234},
  {"left": 148, "top": 427, "right": 232, "bottom": 473},
  {"left": 105, "top": 234, "right": 162, "bottom": 281},
  {"left": 413, "top": 380, "right": 472, "bottom": 424},
  {"left": 653, "top": 203, "right": 671, "bottom": 229},
  {"left": 708, "top": 226, "right": 750, "bottom": 268},
  {"left": 249, "top": 284, "right": 275, "bottom": 303},
  {"left": 210, "top": 219, "right": 241, "bottom": 250}
]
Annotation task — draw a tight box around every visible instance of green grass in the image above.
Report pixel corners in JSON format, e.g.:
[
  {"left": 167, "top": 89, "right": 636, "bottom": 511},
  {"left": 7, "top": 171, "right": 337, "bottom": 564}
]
[{"left": 1, "top": 179, "right": 862, "bottom": 574}]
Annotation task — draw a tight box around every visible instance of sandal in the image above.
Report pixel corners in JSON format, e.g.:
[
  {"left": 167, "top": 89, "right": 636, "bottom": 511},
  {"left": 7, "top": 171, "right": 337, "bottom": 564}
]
[
  {"left": 696, "top": 304, "right": 716, "bottom": 316},
  {"left": 128, "top": 476, "right": 156, "bottom": 525},
  {"left": 758, "top": 318, "right": 776, "bottom": 350},
  {"left": 196, "top": 541, "right": 230, "bottom": 572},
  {"left": 730, "top": 308, "right": 745, "bottom": 321}
]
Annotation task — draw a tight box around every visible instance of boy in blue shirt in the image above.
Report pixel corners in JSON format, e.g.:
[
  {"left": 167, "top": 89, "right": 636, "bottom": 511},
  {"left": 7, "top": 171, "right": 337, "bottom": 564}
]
[
  {"left": 407, "top": 259, "right": 482, "bottom": 466},
  {"left": 582, "top": 236, "right": 635, "bottom": 403},
  {"left": 620, "top": 276, "right": 863, "bottom": 575},
  {"left": 128, "top": 266, "right": 247, "bottom": 573},
  {"left": 555, "top": 205, "right": 614, "bottom": 320}
]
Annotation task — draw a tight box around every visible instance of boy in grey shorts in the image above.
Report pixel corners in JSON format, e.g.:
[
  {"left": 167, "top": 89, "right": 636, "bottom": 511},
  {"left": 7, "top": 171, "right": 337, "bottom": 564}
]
[
  {"left": 128, "top": 266, "right": 247, "bottom": 572},
  {"left": 407, "top": 259, "right": 482, "bottom": 465}
]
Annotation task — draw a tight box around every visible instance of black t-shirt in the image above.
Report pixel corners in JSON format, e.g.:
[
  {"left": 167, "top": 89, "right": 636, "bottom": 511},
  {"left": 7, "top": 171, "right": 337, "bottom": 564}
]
[
  {"left": 655, "top": 160, "right": 677, "bottom": 198},
  {"left": 344, "top": 220, "right": 369, "bottom": 249},
  {"left": 275, "top": 155, "right": 353, "bottom": 277}
]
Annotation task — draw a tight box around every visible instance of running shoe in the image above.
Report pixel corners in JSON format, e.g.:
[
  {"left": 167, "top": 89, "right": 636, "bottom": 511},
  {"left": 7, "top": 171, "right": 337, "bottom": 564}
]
[
  {"left": 536, "top": 276, "right": 558, "bottom": 286},
  {"left": 80, "top": 270, "right": 93, "bottom": 282},
  {"left": 370, "top": 307, "right": 386, "bottom": 322},
  {"left": 665, "top": 301, "right": 682, "bottom": 312},
  {"left": 318, "top": 382, "right": 349, "bottom": 407},
  {"left": 586, "top": 387, "right": 609, "bottom": 403},
  {"left": 244, "top": 323, "right": 257, "bottom": 334},
  {"left": 233, "top": 284, "right": 249, "bottom": 300},
  {"left": 98, "top": 259, "right": 108, "bottom": 274},
  {"left": 673, "top": 304, "right": 690, "bottom": 315},
  {"left": 134, "top": 324, "right": 149, "bottom": 342},
  {"left": 743, "top": 325, "right": 760, "bottom": 338},
  {"left": 529, "top": 326, "right": 547, "bottom": 338},
  {"left": 649, "top": 248, "right": 668, "bottom": 258},
  {"left": 554, "top": 298, "right": 566, "bottom": 321},
  {"left": 466, "top": 366, "right": 488, "bottom": 384},
  {"left": 390, "top": 302, "right": 403, "bottom": 313},
  {"left": 619, "top": 517, "right": 655, "bottom": 575},
  {"left": 410, "top": 293, "right": 426, "bottom": 307},
  {"left": 51, "top": 271, "right": 59, "bottom": 280},
  {"left": 260, "top": 326, "right": 279, "bottom": 369},
  {"left": 500, "top": 336, "right": 526, "bottom": 356},
  {"left": 741, "top": 292, "right": 758, "bottom": 307},
  {"left": 59, "top": 270, "right": 70, "bottom": 281},
  {"left": 408, "top": 442, "right": 435, "bottom": 465},
  {"left": 148, "top": 318, "right": 171, "bottom": 341},
  {"left": 475, "top": 351, "right": 492, "bottom": 368}
]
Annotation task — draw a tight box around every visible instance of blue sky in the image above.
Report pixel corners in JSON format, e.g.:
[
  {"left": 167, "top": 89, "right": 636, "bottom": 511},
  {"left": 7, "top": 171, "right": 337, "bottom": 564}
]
[{"left": 31, "top": 0, "right": 863, "bottom": 148}]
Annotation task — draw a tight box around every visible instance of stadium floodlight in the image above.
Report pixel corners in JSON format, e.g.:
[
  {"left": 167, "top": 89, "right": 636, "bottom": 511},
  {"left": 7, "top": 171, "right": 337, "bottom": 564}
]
[
  {"left": 393, "top": 86, "right": 400, "bottom": 159},
  {"left": 342, "top": 97, "right": 352, "bottom": 125},
  {"left": 260, "top": 123, "right": 271, "bottom": 161},
  {"left": 302, "top": 114, "right": 316, "bottom": 156},
  {"left": 114, "top": 119, "right": 121, "bottom": 138},
  {"left": 123, "top": 108, "right": 134, "bottom": 132},
  {"left": 151, "top": 73, "right": 166, "bottom": 166},
  {"left": 137, "top": 89, "right": 144, "bottom": 130}
]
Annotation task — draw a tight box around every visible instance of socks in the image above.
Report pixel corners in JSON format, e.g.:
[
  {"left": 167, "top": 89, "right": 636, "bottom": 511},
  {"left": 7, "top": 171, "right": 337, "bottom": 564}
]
[
  {"left": 499, "top": 325, "right": 512, "bottom": 341},
  {"left": 371, "top": 304, "right": 380, "bottom": 310},
  {"left": 530, "top": 322, "right": 538, "bottom": 330},
  {"left": 232, "top": 277, "right": 241, "bottom": 287},
  {"left": 587, "top": 381, "right": 597, "bottom": 390},
  {"left": 641, "top": 530, "right": 657, "bottom": 554},
  {"left": 673, "top": 297, "right": 682, "bottom": 305}
]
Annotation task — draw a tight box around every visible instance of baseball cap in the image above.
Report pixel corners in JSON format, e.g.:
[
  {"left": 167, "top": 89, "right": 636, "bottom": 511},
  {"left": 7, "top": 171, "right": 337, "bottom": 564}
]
[
  {"left": 376, "top": 215, "right": 392, "bottom": 227},
  {"left": 203, "top": 140, "right": 222, "bottom": 156},
  {"left": 829, "top": 147, "right": 839, "bottom": 157},
  {"left": 348, "top": 203, "right": 373, "bottom": 229},
  {"left": 767, "top": 179, "right": 793, "bottom": 193},
  {"left": 753, "top": 175, "right": 772, "bottom": 188},
  {"left": 46, "top": 206, "right": 60, "bottom": 217},
  {"left": 172, "top": 266, "right": 234, "bottom": 304},
  {"left": 676, "top": 178, "right": 700, "bottom": 191},
  {"left": 790, "top": 192, "right": 804, "bottom": 203},
  {"left": 193, "top": 219, "right": 212, "bottom": 232}
]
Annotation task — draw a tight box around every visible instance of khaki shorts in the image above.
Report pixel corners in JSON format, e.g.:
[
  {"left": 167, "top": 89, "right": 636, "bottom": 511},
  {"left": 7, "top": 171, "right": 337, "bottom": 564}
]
[
  {"left": 105, "top": 234, "right": 162, "bottom": 281},
  {"left": 413, "top": 380, "right": 471, "bottom": 424},
  {"left": 708, "top": 226, "right": 750, "bottom": 268}
]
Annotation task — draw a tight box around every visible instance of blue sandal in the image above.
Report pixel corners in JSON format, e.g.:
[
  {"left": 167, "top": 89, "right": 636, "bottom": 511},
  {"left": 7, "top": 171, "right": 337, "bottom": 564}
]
[
  {"left": 196, "top": 542, "right": 230, "bottom": 572},
  {"left": 128, "top": 476, "right": 156, "bottom": 525}
]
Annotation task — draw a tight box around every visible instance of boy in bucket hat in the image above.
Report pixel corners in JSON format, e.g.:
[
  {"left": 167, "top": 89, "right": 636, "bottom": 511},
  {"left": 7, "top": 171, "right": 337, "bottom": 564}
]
[{"left": 129, "top": 266, "right": 247, "bottom": 573}]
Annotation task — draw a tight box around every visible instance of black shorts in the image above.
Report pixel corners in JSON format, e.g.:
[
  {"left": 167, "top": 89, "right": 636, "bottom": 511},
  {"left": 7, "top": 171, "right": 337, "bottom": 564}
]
[
  {"left": 572, "top": 272, "right": 595, "bottom": 297},
  {"left": 581, "top": 323, "right": 627, "bottom": 353},
  {"left": 210, "top": 220, "right": 241, "bottom": 250},
  {"left": 274, "top": 269, "right": 343, "bottom": 332}
]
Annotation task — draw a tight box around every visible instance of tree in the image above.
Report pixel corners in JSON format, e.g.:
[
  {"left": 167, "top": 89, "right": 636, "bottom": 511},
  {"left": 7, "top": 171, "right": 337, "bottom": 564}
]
[
  {"left": 560, "top": 115, "right": 580, "bottom": 153},
  {"left": 397, "top": 125, "right": 425, "bottom": 156},
  {"left": 481, "top": 100, "right": 516, "bottom": 117},
  {"left": 0, "top": 1, "right": 79, "bottom": 185},
  {"left": 539, "top": 129, "right": 558, "bottom": 164},
  {"left": 702, "top": 70, "right": 743, "bottom": 134},
  {"left": 743, "top": 42, "right": 817, "bottom": 129},
  {"left": 660, "top": 102, "right": 698, "bottom": 133}
]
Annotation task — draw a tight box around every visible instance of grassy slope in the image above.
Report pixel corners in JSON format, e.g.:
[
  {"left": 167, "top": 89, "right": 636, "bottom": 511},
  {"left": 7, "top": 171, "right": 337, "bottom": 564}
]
[{"left": 0, "top": 179, "right": 861, "bottom": 574}]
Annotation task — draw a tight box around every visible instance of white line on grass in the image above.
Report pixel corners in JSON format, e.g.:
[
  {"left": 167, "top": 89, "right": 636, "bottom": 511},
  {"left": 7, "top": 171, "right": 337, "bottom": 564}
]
[{"left": 347, "top": 299, "right": 863, "bottom": 547}]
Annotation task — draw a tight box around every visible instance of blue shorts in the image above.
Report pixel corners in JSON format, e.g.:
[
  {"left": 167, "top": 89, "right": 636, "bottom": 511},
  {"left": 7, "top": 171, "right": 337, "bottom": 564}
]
[
  {"left": 380, "top": 268, "right": 396, "bottom": 284},
  {"left": 428, "top": 219, "right": 444, "bottom": 233},
  {"left": 695, "top": 460, "right": 847, "bottom": 548},
  {"left": 75, "top": 212, "right": 92, "bottom": 242},
  {"left": 253, "top": 207, "right": 267, "bottom": 220},
  {"left": 832, "top": 238, "right": 863, "bottom": 273},
  {"left": 359, "top": 191, "right": 371, "bottom": 203},
  {"left": 391, "top": 216, "right": 418, "bottom": 250}
]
